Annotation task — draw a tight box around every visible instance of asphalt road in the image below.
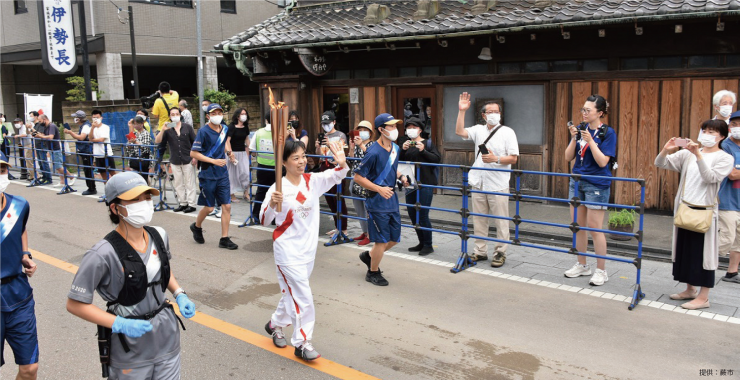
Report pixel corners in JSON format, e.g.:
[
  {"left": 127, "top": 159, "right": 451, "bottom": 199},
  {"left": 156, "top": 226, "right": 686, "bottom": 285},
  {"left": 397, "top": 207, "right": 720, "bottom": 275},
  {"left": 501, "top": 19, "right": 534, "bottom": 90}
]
[{"left": 2, "top": 182, "right": 739, "bottom": 380}]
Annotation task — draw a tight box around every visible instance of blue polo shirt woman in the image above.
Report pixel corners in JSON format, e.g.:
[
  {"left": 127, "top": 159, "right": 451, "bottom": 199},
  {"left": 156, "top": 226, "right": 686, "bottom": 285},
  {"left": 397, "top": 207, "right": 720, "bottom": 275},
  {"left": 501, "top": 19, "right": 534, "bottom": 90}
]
[{"left": 563, "top": 94, "right": 617, "bottom": 287}]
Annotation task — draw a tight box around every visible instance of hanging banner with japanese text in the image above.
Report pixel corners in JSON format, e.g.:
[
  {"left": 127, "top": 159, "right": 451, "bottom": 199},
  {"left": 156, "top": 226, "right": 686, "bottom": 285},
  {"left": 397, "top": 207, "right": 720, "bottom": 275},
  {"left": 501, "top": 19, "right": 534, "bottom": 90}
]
[{"left": 38, "top": 0, "right": 78, "bottom": 75}]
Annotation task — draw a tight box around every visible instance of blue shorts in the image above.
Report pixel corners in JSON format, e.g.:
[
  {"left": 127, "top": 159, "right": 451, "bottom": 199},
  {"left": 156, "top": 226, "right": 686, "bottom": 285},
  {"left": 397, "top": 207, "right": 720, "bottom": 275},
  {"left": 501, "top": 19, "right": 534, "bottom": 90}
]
[
  {"left": 1, "top": 298, "right": 39, "bottom": 366},
  {"left": 198, "top": 176, "right": 231, "bottom": 208},
  {"left": 51, "top": 150, "right": 64, "bottom": 171},
  {"left": 367, "top": 211, "right": 401, "bottom": 244},
  {"left": 568, "top": 178, "right": 610, "bottom": 210}
]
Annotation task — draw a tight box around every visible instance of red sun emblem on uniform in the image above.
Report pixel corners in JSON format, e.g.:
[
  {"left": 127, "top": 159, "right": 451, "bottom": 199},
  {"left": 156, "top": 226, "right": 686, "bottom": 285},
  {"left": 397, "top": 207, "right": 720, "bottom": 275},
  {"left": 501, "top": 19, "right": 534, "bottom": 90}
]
[
  {"left": 6, "top": 213, "right": 10, "bottom": 218},
  {"left": 153, "top": 249, "right": 158, "bottom": 256},
  {"left": 296, "top": 192, "right": 307, "bottom": 205}
]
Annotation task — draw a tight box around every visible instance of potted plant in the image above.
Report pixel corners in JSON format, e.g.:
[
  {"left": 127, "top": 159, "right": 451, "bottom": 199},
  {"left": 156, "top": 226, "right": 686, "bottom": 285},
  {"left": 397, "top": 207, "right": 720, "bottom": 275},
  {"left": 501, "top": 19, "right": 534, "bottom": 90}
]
[{"left": 607, "top": 208, "right": 636, "bottom": 241}]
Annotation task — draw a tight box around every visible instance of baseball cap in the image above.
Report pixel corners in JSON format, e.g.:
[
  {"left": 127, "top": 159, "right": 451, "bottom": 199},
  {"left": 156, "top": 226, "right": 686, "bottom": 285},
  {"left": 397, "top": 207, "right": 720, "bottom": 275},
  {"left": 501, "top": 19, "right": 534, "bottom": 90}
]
[
  {"left": 730, "top": 110, "right": 740, "bottom": 122},
  {"left": 374, "top": 113, "right": 401, "bottom": 129},
  {"left": 356, "top": 120, "right": 373, "bottom": 130},
  {"left": 0, "top": 151, "right": 11, "bottom": 168},
  {"left": 207, "top": 103, "right": 223, "bottom": 113},
  {"left": 105, "top": 171, "right": 160, "bottom": 203},
  {"left": 405, "top": 117, "right": 424, "bottom": 128},
  {"left": 71, "top": 110, "right": 86, "bottom": 118},
  {"left": 320, "top": 111, "right": 336, "bottom": 124},
  {"left": 13, "top": 118, "right": 22, "bottom": 123}
]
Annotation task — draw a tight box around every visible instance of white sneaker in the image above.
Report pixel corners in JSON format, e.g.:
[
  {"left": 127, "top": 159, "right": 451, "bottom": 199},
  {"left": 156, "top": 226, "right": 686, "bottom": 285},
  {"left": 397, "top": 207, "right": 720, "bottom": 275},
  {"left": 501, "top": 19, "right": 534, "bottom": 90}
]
[
  {"left": 67, "top": 176, "right": 76, "bottom": 186},
  {"left": 215, "top": 207, "right": 222, "bottom": 218},
  {"left": 589, "top": 269, "right": 608, "bottom": 286},
  {"left": 53, "top": 182, "right": 62, "bottom": 188},
  {"left": 564, "top": 263, "right": 592, "bottom": 278}
]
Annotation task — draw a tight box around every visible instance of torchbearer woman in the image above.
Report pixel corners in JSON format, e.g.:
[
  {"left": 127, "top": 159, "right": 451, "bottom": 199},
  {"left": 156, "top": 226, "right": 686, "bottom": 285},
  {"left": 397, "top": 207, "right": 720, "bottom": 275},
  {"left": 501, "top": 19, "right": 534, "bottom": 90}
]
[
  {"left": 260, "top": 140, "right": 349, "bottom": 361},
  {"left": 66, "top": 171, "right": 196, "bottom": 379}
]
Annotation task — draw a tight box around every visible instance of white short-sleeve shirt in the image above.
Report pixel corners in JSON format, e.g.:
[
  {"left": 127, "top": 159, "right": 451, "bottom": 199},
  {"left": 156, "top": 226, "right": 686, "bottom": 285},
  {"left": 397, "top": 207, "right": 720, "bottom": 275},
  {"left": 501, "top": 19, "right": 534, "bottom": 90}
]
[
  {"left": 92, "top": 124, "right": 114, "bottom": 157},
  {"left": 463, "top": 123, "right": 520, "bottom": 191}
]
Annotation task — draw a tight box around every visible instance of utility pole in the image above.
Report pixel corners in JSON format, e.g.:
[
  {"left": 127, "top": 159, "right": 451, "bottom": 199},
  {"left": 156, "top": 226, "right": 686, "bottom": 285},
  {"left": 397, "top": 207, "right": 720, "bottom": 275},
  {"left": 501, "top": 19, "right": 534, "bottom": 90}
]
[
  {"left": 128, "top": 5, "right": 139, "bottom": 99},
  {"left": 77, "top": 1, "right": 92, "bottom": 100},
  {"left": 196, "top": 0, "right": 204, "bottom": 125}
]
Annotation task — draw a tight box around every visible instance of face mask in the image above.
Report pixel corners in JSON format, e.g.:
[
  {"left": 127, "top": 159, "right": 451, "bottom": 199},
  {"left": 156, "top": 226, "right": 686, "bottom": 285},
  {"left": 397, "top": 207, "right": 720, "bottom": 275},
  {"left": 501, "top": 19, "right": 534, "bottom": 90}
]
[
  {"left": 486, "top": 113, "right": 501, "bottom": 126},
  {"left": 383, "top": 128, "right": 399, "bottom": 142},
  {"left": 93, "top": 118, "right": 101, "bottom": 124},
  {"left": 289, "top": 120, "right": 299, "bottom": 128},
  {"left": 359, "top": 131, "right": 370, "bottom": 141},
  {"left": 170, "top": 116, "right": 180, "bottom": 123},
  {"left": 74, "top": 118, "right": 80, "bottom": 123},
  {"left": 239, "top": 115, "right": 248, "bottom": 122},
  {"left": 698, "top": 133, "right": 718, "bottom": 148},
  {"left": 719, "top": 105, "right": 733, "bottom": 118},
  {"left": 0, "top": 117, "right": 4, "bottom": 123},
  {"left": 322, "top": 123, "right": 334, "bottom": 133},
  {"left": 265, "top": 123, "right": 271, "bottom": 131},
  {"left": 209, "top": 115, "right": 223, "bottom": 125},
  {"left": 14, "top": 124, "right": 22, "bottom": 129},
  {"left": 202, "top": 106, "right": 209, "bottom": 112},
  {"left": 731, "top": 127, "right": 740, "bottom": 140},
  {"left": 118, "top": 200, "right": 154, "bottom": 228},
  {"left": 0, "top": 174, "right": 9, "bottom": 193},
  {"left": 406, "top": 128, "right": 420, "bottom": 139}
]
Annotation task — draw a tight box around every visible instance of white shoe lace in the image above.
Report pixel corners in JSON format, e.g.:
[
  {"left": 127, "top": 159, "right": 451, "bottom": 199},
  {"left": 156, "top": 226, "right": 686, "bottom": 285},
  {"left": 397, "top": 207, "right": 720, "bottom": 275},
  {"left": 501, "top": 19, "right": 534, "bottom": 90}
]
[
  {"left": 273, "top": 326, "right": 285, "bottom": 339},
  {"left": 300, "top": 342, "right": 315, "bottom": 352}
]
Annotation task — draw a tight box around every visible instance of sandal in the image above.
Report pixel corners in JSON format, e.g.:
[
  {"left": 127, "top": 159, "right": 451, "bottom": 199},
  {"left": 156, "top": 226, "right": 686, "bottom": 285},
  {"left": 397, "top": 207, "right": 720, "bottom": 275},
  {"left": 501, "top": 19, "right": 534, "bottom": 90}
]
[
  {"left": 325, "top": 229, "right": 337, "bottom": 236},
  {"left": 230, "top": 195, "right": 240, "bottom": 203}
]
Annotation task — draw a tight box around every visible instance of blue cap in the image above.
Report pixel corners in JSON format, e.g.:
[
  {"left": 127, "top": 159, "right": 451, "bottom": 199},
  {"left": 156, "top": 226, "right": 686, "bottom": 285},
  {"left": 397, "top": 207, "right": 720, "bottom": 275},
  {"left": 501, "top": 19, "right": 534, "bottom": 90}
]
[
  {"left": 0, "top": 151, "right": 10, "bottom": 167},
  {"left": 206, "top": 103, "right": 223, "bottom": 113},
  {"left": 374, "top": 113, "right": 401, "bottom": 129},
  {"left": 730, "top": 110, "right": 740, "bottom": 121}
]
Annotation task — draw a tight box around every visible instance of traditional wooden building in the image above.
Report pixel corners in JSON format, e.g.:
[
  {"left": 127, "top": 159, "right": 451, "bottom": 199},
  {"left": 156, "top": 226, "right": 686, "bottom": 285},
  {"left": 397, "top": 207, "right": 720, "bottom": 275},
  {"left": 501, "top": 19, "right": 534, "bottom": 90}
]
[{"left": 216, "top": 0, "right": 740, "bottom": 210}]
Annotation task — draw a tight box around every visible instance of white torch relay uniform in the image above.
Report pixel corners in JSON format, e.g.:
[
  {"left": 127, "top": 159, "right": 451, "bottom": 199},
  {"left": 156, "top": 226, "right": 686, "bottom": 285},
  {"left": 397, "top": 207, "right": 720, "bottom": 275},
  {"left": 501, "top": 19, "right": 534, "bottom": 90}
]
[{"left": 259, "top": 164, "right": 349, "bottom": 346}]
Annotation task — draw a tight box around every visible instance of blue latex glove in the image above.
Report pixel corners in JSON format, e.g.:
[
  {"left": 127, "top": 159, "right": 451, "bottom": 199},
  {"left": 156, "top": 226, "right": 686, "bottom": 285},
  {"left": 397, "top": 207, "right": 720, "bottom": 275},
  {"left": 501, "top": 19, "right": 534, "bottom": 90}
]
[
  {"left": 111, "top": 316, "right": 153, "bottom": 338},
  {"left": 176, "top": 294, "right": 196, "bottom": 318}
]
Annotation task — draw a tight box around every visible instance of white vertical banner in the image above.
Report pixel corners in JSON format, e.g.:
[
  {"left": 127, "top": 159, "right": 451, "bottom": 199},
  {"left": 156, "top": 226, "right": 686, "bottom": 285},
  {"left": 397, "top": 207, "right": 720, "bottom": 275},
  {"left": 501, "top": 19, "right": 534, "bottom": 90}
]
[
  {"left": 24, "top": 94, "right": 54, "bottom": 122},
  {"left": 38, "top": 0, "right": 78, "bottom": 75}
]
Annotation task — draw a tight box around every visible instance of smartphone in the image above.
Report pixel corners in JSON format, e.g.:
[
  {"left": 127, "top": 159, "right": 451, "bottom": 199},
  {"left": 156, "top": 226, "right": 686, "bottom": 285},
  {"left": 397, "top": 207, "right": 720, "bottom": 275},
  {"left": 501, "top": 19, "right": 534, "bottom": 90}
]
[
  {"left": 349, "top": 130, "right": 359, "bottom": 139},
  {"left": 63, "top": 123, "right": 71, "bottom": 130},
  {"left": 167, "top": 122, "right": 177, "bottom": 129},
  {"left": 675, "top": 138, "right": 689, "bottom": 148}
]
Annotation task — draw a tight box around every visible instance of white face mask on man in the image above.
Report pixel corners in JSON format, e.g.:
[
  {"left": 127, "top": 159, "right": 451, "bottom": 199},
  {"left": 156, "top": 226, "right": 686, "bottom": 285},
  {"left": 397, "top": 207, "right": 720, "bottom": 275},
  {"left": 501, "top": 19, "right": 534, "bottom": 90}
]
[
  {"left": 202, "top": 106, "right": 209, "bottom": 112},
  {"left": 382, "top": 128, "right": 399, "bottom": 142},
  {"left": 322, "top": 123, "right": 334, "bottom": 133},
  {"left": 118, "top": 200, "right": 154, "bottom": 229},
  {"left": 0, "top": 173, "right": 9, "bottom": 193},
  {"left": 486, "top": 113, "right": 501, "bottom": 126},
  {"left": 170, "top": 116, "right": 181, "bottom": 123},
  {"left": 731, "top": 127, "right": 740, "bottom": 140},
  {"left": 406, "top": 128, "right": 420, "bottom": 139},
  {"left": 209, "top": 115, "right": 223, "bottom": 125}
]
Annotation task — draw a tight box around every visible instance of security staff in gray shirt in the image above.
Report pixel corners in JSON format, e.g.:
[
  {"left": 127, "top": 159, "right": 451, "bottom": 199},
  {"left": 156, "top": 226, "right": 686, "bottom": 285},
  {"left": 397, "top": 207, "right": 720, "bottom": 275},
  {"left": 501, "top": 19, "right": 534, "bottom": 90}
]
[{"left": 66, "top": 172, "right": 196, "bottom": 379}]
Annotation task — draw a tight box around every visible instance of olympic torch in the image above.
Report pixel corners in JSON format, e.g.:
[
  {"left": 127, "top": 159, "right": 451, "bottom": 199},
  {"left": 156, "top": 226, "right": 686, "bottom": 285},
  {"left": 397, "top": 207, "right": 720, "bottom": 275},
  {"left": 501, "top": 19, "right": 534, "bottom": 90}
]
[{"left": 268, "top": 87, "right": 288, "bottom": 212}]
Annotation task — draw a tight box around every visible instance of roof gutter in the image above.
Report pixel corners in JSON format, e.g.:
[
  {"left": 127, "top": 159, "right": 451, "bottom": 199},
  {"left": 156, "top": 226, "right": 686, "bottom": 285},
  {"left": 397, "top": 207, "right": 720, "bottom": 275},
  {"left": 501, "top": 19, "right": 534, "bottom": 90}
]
[{"left": 214, "top": 10, "right": 740, "bottom": 55}]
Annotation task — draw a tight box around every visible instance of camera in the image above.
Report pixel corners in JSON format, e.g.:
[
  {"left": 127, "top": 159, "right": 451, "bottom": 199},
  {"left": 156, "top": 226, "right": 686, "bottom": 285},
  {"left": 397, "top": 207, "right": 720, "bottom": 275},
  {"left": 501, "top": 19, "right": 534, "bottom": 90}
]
[
  {"left": 568, "top": 121, "right": 588, "bottom": 141},
  {"left": 140, "top": 92, "right": 161, "bottom": 109}
]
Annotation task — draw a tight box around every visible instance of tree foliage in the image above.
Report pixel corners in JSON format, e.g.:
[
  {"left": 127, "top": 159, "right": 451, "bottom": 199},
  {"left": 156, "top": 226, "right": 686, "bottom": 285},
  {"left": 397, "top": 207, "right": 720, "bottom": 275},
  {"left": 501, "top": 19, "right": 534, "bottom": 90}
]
[{"left": 65, "top": 76, "right": 103, "bottom": 101}]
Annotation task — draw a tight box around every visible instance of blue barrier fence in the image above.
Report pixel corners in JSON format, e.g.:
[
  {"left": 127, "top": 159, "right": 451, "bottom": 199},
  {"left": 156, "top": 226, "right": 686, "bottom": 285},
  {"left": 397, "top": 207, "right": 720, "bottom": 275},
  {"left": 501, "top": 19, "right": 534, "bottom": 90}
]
[{"left": 8, "top": 141, "right": 646, "bottom": 310}]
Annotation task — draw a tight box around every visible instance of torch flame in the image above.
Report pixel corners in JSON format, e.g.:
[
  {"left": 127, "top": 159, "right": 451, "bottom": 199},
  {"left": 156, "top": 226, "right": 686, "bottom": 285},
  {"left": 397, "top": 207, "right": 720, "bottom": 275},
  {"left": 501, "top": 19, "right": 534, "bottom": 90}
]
[{"left": 268, "top": 87, "right": 286, "bottom": 109}]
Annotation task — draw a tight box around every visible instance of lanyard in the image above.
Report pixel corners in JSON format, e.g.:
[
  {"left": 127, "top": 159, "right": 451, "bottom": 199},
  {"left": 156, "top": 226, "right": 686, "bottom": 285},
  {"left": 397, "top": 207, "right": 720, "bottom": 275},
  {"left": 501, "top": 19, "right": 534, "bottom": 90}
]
[{"left": 578, "top": 124, "right": 603, "bottom": 164}]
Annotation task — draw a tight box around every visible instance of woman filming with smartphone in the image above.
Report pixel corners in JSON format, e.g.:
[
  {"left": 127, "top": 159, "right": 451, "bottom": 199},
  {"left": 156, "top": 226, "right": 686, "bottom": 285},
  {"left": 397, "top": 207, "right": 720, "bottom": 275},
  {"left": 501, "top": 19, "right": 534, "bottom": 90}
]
[{"left": 563, "top": 94, "right": 617, "bottom": 286}]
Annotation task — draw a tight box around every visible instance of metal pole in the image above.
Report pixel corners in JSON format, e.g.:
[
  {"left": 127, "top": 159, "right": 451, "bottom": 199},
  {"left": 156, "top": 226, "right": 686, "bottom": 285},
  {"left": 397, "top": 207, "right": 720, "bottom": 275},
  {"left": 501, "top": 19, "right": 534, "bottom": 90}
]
[
  {"left": 77, "top": 1, "right": 92, "bottom": 101},
  {"left": 196, "top": 0, "right": 204, "bottom": 125},
  {"left": 128, "top": 5, "right": 139, "bottom": 99}
]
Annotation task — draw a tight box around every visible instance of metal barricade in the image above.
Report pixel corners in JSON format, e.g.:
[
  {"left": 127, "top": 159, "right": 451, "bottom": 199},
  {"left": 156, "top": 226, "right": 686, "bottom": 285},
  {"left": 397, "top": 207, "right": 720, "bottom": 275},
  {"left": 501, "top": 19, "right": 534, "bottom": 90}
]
[{"left": 240, "top": 149, "right": 646, "bottom": 310}]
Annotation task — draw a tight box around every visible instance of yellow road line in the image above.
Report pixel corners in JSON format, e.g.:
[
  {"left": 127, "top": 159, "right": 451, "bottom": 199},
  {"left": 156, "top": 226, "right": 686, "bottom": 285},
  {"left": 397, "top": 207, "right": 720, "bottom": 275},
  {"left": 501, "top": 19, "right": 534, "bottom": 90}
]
[{"left": 30, "top": 248, "right": 380, "bottom": 380}]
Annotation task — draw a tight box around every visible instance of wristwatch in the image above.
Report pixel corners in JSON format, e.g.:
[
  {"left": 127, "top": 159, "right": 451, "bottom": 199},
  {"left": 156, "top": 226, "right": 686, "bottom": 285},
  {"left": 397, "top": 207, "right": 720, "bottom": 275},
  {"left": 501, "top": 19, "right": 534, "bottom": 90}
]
[
  {"left": 173, "top": 288, "right": 186, "bottom": 299},
  {"left": 496, "top": 156, "right": 501, "bottom": 165},
  {"left": 23, "top": 251, "right": 32, "bottom": 260}
]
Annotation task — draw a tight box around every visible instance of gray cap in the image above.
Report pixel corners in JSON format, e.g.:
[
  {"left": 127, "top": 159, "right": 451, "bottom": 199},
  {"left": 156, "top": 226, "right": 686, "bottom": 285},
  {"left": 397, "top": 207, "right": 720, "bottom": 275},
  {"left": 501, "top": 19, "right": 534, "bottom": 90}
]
[
  {"left": 105, "top": 171, "right": 159, "bottom": 203},
  {"left": 71, "top": 110, "right": 86, "bottom": 118}
]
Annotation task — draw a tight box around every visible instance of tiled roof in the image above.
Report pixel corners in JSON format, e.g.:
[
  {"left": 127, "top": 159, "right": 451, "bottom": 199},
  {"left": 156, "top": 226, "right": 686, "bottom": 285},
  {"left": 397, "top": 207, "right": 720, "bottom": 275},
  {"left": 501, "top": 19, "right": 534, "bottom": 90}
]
[{"left": 216, "top": 0, "right": 740, "bottom": 52}]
